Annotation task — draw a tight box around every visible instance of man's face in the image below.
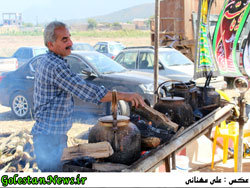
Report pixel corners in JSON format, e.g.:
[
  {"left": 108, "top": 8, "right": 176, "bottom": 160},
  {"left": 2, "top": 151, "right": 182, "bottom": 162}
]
[{"left": 48, "top": 26, "right": 73, "bottom": 57}]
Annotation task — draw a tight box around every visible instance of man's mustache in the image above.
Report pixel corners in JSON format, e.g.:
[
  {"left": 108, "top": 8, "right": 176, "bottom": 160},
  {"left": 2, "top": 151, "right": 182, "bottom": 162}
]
[{"left": 66, "top": 46, "right": 72, "bottom": 50}]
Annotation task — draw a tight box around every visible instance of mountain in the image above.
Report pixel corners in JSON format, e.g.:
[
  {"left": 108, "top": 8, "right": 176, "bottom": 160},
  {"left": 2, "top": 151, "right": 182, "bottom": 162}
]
[
  {"left": 93, "top": 3, "right": 154, "bottom": 23},
  {"left": 68, "top": 3, "right": 154, "bottom": 24},
  {"left": 20, "top": 2, "right": 154, "bottom": 25}
]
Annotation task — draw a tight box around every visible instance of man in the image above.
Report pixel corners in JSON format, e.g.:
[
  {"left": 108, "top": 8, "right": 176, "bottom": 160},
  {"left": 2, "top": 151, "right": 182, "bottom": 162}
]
[{"left": 32, "top": 21, "right": 145, "bottom": 172}]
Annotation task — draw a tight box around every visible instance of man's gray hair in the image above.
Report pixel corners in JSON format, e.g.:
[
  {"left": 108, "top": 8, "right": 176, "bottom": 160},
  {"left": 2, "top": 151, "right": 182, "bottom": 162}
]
[{"left": 44, "top": 21, "right": 68, "bottom": 47}]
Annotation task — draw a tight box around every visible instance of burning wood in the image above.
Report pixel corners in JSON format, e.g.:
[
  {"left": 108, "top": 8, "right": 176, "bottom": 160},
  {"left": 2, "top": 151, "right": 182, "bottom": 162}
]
[
  {"left": 141, "top": 137, "right": 161, "bottom": 149},
  {"left": 130, "top": 114, "right": 175, "bottom": 143},
  {"left": 131, "top": 104, "right": 179, "bottom": 132}
]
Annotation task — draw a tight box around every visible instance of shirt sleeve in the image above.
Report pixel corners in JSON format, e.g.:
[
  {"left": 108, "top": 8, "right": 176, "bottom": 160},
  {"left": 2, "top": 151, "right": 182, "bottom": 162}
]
[{"left": 53, "top": 62, "right": 108, "bottom": 104}]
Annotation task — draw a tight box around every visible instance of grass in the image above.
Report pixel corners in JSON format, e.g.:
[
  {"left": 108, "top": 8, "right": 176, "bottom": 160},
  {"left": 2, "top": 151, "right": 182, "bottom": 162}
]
[
  {"left": 0, "top": 29, "right": 150, "bottom": 38},
  {"left": 0, "top": 29, "right": 43, "bottom": 36},
  {"left": 71, "top": 30, "right": 150, "bottom": 38}
]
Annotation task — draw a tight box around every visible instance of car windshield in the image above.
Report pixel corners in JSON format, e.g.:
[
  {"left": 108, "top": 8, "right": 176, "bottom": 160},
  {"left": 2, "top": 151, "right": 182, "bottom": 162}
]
[
  {"left": 33, "top": 48, "right": 47, "bottom": 56},
  {"left": 159, "top": 50, "right": 193, "bottom": 66},
  {"left": 83, "top": 52, "right": 126, "bottom": 74},
  {"left": 109, "top": 44, "right": 124, "bottom": 53},
  {"left": 73, "top": 43, "right": 94, "bottom": 51}
]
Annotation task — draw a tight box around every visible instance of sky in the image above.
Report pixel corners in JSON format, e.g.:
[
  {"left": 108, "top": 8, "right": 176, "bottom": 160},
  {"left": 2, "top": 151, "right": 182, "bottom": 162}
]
[{"left": 0, "top": 0, "right": 154, "bottom": 24}]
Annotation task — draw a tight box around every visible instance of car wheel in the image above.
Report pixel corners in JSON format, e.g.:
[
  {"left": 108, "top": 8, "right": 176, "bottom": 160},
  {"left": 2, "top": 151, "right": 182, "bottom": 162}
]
[
  {"left": 10, "top": 92, "right": 31, "bottom": 119},
  {"left": 106, "top": 100, "right": 130, "bottom": 116}
]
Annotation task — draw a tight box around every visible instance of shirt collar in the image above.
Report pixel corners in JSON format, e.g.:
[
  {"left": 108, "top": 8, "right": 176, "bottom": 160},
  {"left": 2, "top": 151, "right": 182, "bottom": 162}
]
[{"left": 47, "top": 50, "right": 64, "bottom": 60}]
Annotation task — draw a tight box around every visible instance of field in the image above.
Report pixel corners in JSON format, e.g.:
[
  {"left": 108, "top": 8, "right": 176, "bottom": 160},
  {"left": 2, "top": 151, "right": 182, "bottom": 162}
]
[{"left": 0, "top": 33, "right": 151, "bottom": 57}]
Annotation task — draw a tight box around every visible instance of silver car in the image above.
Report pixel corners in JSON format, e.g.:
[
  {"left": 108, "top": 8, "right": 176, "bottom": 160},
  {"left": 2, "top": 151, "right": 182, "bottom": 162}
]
[
  {"left": 114, "top": 46, "right": 194, "bottom": 82},
  {"left": 115, "top": 46, "right": 227, "bottom": 89},
  {"left": 94, "top": 41, "right": 125, "bottom": 59},
  {"left": 72, "top": 42, "right": 95, "bottom": 51}
]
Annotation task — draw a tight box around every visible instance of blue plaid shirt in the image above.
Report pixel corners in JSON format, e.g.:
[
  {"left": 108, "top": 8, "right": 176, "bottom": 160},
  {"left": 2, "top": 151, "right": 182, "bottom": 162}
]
[{"left": 32, "top": 51, "right": 108, "bottom": 135}]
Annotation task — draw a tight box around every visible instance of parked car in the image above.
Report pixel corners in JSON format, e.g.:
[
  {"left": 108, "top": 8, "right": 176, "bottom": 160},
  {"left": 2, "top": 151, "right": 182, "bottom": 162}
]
[
  {"left": 72, "top": 42, "right": 95, "bottom": 51},
  {"left": 0, "top": 47, "right": 47, "bottom": 69},
  {"left": 94, "top": 41, "right": 125, "bottom": 59},
  {"left": 0, "top": 51, "right": 167, "bottom": 119},
  {"left": 11, "top": 46, "right": 48, "bottom": 67},
  {"left": 114, "top": 46, "right": 227, "bottom": 89},
  {"left": 0, "top": 57, "right": 18, "bottom": 73},
  {"left": 114, "top": 46, "right": 194, "bottom": 82}
]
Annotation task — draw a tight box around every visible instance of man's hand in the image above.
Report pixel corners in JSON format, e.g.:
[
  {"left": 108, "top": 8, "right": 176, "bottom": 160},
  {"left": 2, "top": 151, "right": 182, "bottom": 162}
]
[
  {"left": 100, "top": 91, "right": 145, "bottom": 108},
  {"left": 121, "top": 92, "right": 145, "bottom": 108}
]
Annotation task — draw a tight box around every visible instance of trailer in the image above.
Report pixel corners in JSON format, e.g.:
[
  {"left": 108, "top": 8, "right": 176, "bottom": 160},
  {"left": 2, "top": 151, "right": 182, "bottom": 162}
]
[{"left": 150, "top": 0, "right": 224, "bottom": 61}]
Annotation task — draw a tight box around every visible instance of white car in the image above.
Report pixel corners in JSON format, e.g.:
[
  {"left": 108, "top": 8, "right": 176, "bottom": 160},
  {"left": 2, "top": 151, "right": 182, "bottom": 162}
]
[
  {"left": 114, "top": 46, "right": 227, "bottom": 89},
  {"left": 114, "top": 46, "right": 194, "bottom": 82},
  {"left": 94, "top": 41, "right": 125, "bottom": 59},
  {"left": 72, "top": 42, "right": 95, "bottom": 51}
]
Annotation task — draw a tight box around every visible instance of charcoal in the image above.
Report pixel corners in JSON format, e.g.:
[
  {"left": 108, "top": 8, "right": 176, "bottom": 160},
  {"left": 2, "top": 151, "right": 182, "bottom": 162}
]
[
  {"left": 64, "top": 156, "right": 96, "bottom": 168},
  {"left": 130, "top": 114, "right": 175, "bottom": 143}
]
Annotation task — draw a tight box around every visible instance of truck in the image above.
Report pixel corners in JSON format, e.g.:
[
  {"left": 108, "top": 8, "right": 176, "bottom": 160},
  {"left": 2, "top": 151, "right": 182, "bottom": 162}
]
[
  {"left": 150, "top": 0, "right": 224, "bottom": 62},
  {"left": 151, "top": 0, "right": 250, "bottom": 86},
  {"left": 0, "top": 46, "right": 47, "bottom": 69},
  {"left": 235, "top": 20, "right": 250, "bottom": 77}
]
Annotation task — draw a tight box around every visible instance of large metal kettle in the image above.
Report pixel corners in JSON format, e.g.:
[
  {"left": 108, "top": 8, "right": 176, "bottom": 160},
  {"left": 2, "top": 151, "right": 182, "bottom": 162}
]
[
  {"left": 153, "top": 80, "right": 194, "bottom": 128},
  {"left": 88, "top": 90, "right": 141, "bottom": 165},
  {"left": 169, "top": 80, "right": 198, "bottom": 110},
  {"left": 197, "top": 72, "right": 221, "bottom": 115}
]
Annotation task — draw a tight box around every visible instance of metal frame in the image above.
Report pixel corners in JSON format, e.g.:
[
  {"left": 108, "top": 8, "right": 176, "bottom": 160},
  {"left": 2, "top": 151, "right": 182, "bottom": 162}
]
[{"left": 123, "top": 103, "right": 235, "bottom": 172}]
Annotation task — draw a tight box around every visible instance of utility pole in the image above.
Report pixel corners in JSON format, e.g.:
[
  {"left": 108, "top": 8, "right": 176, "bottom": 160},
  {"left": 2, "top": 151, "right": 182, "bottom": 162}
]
[{"left": 154, "top": 0, "right": 160, "bottom": 105}]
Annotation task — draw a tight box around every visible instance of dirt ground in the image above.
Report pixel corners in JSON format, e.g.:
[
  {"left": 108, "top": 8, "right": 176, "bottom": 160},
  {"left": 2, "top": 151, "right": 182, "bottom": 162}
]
[{"left": 0, "top": 104, "right": 98, "bottom": 138}]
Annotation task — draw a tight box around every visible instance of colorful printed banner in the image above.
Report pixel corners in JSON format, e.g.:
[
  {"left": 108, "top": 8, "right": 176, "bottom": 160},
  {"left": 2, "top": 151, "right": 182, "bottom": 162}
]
[
  {"left": 243, "top": 31, "right": 250, "bottom": 76},
  {"left": 213, "top": 0, "right": 250, "bottom": 77},
  {"left": 194, "top": 0, "right": 219, "bottom": 79}
]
